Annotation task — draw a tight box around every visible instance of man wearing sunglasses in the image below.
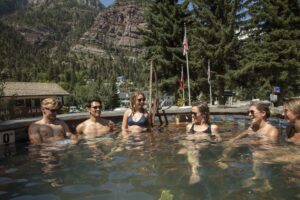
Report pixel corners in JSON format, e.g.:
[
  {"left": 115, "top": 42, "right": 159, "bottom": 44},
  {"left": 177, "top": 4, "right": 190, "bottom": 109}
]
[
  {"left": 76, "top": 99, "right": 115, "bottom": 139},
  {"left": 28, "top": 98, "right": 77, "bottom": 145}
]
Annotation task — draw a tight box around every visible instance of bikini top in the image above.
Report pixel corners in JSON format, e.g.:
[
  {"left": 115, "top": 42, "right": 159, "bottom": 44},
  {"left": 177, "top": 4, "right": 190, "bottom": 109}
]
[
  {"left": 127, "top": 113, "right": 148, "bottom": 127},
  {"left": 189, "top": 123, "right": 212, "bottom": 135}
]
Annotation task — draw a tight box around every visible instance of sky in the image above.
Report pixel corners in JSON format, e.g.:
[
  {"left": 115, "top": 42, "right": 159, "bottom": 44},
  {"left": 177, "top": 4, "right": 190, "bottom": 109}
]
[{"left": 100, "top": 0, "right": 114, "bottom": 7}]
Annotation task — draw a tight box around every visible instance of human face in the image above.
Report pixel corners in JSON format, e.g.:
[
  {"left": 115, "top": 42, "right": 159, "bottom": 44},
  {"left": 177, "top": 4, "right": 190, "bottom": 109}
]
[
  {"left": 135, "top": 94, "right": 145, "bottom": 108},
  {"left": 89, "top": 101, "right": 102, "bottom": 117},
  {"left": 42, "top": 106, "right": 57, "bottom": 120},
  {"left": 283, "top": 106, "right": 297, "bottom": 124},
  {"left": 191, "top": 106, "right": 202, "bottom": 123},
  {"left": 248, "top": 106, "right": 265, "bottom": 123}
]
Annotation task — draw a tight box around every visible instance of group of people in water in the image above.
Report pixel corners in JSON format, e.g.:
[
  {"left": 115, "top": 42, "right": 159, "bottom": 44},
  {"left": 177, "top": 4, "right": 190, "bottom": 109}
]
[
  {"left": 28, "top": 90, "right": 151, "bottom": 144},
  {"left": 27, "top": 90, "right": 300, "bottom": 187}
]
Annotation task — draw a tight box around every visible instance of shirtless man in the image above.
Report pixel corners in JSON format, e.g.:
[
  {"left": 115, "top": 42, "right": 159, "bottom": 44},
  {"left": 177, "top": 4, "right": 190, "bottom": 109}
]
[
  {"left": 76, "top": 99, "right": 115, "bottom": 139},
  {"left": 28, "top": 98, "right": 77, "bottom": 145}
]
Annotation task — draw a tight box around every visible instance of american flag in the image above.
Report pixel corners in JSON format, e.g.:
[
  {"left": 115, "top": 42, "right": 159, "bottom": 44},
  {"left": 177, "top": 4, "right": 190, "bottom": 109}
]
[{"left": 183, "top": 24, "right": 189, "bottom": 56}]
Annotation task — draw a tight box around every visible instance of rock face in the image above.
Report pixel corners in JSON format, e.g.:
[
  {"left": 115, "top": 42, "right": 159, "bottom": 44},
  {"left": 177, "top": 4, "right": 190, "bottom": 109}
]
[
  {"left": 78, "top": 2, "right": 145, "bottom": 54},
  {"left": 27, "top": 0, "right": 103, "bottom": 9}
]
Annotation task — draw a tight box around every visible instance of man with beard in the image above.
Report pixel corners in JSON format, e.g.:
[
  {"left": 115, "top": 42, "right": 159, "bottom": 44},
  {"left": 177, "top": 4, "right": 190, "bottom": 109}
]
[
  {"left": 28, "top": 98, "right": 77, "bottom": 145},
  {"left": 76, "top": 99, "right": 115, "bottom": 139}
]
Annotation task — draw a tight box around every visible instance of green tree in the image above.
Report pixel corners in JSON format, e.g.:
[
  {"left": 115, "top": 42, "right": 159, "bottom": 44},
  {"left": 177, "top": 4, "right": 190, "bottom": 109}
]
[
  {"left": 189, "top": 0, "right": 241, "bottom": 104},
  {"left": 237, "top": 0, "right": 300, "bottom": 100},
  {"left": 140, "top": 0, "right": 190, "bottom": 96}
]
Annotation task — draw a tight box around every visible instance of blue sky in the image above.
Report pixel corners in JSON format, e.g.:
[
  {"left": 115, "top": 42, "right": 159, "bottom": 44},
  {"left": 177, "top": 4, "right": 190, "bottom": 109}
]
[{"left": 100, "top": 0, "right": 114, "bottom": 7}]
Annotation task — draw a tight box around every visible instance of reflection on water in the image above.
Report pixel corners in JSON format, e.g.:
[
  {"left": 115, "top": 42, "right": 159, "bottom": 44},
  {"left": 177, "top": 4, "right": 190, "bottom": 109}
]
[{"left": 0, "top": 119, "right": 299, "bottom": 200}]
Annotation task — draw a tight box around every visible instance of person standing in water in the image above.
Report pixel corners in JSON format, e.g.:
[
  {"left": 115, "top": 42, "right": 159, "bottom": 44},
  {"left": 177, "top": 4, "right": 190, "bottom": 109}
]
[
  {"left": 180, "top": 102, "right": 221, "bottom": 184},
  {"left": 28, "top": 98, "right": 77, "bottom": 145},
  {"left": 121, "top": 90, "right": 151, "bottom": 133},
  {"left": 283, "top": 98, "right": 300, "bottom": 145},
  {"left": 219, "top": 101, "right": 279, "bottom": 192},
  {"left": 76, "top": 99, "right": 115, "bottom": 140}
]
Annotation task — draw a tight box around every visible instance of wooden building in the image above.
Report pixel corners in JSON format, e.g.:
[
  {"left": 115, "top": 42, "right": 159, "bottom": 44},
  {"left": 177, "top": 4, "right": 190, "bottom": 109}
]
[{"left": 0, "top": 82, "right": 69, "bottom": 120}]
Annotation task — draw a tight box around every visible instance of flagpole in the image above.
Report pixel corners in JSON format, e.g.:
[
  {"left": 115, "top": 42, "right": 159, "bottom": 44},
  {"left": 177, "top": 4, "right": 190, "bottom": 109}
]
[
  {"left": 181, "top": 65, "right": 185, "bottom": 106},
  {"left": 186, "top": 53, "right": 191, "bottom": 106},
  {"left": 208, "top": 60, "right": 212, "bottom": 105},
  {"left": 183, "top": 23, "right": 191, "bottom": 106}
]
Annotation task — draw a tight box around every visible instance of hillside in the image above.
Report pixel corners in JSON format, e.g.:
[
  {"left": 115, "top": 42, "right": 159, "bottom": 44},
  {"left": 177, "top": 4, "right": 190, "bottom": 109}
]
[{"left": 0, "top": 0, "right": 148, "bottom": 107}]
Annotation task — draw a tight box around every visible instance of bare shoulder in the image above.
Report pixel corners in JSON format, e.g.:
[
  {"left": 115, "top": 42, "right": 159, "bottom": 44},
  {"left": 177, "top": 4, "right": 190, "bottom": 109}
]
[
  {"left": 211, "top": 124, "right": 219, "bottom": 132},
  {"left": 268, "top": 125, "right": 279, "bottom": 136},
  {"left": 186, "top": 123, "right": 193, "bottom": 131}
]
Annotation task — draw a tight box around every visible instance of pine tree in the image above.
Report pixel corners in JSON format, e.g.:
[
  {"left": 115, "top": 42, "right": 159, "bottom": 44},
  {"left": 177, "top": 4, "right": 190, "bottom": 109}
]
[
  {"left": 140, "top": 0, "right": 189, "bottom": 95},
  {"left": 237, "top": 0, "right": 300, "bottom": 99},
  {"left": 189, "top": 0, "right": 241, "bottom": 104}
]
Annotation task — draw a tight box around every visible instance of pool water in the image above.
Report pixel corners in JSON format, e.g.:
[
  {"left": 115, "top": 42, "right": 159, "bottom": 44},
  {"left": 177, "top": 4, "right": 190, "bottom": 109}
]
[{"left": 0, "top": 116, "right": 299, "bottom": 200}]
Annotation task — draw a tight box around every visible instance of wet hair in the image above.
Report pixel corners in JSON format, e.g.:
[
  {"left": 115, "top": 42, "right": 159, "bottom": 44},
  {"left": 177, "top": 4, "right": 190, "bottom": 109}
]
[
  {"left": 130, "top": 90, "right": 146, "bottom": 113},
  {"left": 284, "top": 98, "right": 300, "bottom": 119},
  {"left": 250, "top": 101, "right": 270, "bottom": 118},
  {"left": 193, "top": 102, "right": 210, "bottom": 124},
  {"left": 87, "top": 99, "right": 102, "bottom": 108},
  {"left": 41, "top": 97, "right": 58, "bottom": 109}
]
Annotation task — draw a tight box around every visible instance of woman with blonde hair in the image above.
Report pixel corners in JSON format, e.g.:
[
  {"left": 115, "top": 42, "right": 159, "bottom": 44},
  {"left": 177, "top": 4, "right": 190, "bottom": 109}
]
[
  {"left": 121, "top": 90, "right": 151, "bottom": 133},
  {"left": 283, "top": 98, "right": 300, "bottom": 145}
]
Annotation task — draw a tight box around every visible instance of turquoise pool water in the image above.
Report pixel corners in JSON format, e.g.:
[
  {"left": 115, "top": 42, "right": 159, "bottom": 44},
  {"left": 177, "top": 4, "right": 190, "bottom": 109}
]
[{"left": 0, "top": 116, "right": 299, "bottom": 200}]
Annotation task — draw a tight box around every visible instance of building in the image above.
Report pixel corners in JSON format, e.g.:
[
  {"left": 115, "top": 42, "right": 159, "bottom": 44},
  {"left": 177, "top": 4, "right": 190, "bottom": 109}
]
[{"left": 0, "top": 82, "right": 69, "bottom": 120}]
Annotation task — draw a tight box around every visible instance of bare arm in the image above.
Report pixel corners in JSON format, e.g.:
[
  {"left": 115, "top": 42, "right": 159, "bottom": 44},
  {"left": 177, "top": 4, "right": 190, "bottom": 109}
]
[
  {"left": 229, "top": 128, "right": 250, "bottom": 143},
  {"left": 186, "top": 123, "right": 192, "bottom": 133},
  {"left": 265, "top": 127, "right": 279, "bottom": 143},
  {"left": 75, "top": 122, "right": 85, "bottom": 139},
  {"left": 121, "top": 110, "right": 130, "bottom": 131},
  {"left": 28, "top": 124, "right": 42, "bottom": 144},
  {"left": 211, "top": 124, "right": 222, "bottom": 142},
  {"left": 62, "top": 121, "right": 77, "bottom": 141}
]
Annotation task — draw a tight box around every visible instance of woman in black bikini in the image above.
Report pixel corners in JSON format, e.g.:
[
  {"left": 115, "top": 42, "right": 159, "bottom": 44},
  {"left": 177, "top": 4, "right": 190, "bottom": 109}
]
[{"left": 180, "top": 102, "right": 221, "bottom": 184}]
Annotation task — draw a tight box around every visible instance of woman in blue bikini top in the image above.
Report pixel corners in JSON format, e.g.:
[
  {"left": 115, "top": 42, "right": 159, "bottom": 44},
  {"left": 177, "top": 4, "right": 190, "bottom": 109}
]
[{"left": 121, "top": 90, "right": 151, "bottom": 133}]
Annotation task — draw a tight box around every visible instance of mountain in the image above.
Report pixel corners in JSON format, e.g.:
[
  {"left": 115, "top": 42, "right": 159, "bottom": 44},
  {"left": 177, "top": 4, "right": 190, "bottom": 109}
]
[
  {"left": 72, "top": 1, "right": 145, "bottom": 58},
  {"left": 0, "top": 0, "right": 148, "bottom": 106}
]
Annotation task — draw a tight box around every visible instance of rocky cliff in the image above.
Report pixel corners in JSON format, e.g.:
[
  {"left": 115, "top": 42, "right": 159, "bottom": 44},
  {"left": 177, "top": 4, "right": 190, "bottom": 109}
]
[
  {"left": 27, "top": 0, "right": 104, "bottom": 9},
  {"left": 74, "top": 2, "right": 145, "bottom": 57}
]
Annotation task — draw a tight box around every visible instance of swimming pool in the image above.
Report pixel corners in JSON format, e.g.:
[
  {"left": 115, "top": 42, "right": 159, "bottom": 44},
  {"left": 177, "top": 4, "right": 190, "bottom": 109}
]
[{"left": 0, "top": 116, "right": 299, "bottom": 200}]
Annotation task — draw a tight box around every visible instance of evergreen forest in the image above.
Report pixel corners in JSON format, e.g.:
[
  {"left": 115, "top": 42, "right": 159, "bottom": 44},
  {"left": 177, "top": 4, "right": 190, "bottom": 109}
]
[{"left": 0, "top": 0, "right": 299, "bottom": 109}]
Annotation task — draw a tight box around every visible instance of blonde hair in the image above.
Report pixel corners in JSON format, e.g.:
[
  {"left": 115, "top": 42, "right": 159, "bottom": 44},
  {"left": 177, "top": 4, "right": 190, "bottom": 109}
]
[
  {"left": 41, "top": 97, "right": 58, "bottom": 109},
  {"left": 284, "top": 98, "right": 300, "bottom": 119},
  {"left": 130, "top": 90, "right": 146, "bottom": 113}
]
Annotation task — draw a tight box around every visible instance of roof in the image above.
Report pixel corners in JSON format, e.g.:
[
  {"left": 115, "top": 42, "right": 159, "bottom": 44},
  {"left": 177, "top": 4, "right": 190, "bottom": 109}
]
[{"left": 3, "top": 82, "right": 70, "bottom": 97}]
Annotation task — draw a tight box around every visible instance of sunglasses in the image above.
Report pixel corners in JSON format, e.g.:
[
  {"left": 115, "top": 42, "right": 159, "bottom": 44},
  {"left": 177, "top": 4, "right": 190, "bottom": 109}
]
[
  {"left": 191, "top": 112, "right": 198, "bottom": 116},
  {"left": 44, "top": 107, "right": 57, "bottom": 113},
  {"left": 91, "top": 106, "right": 102, "bottom": 110},
  {"left": 247, "top": 110, "right": 256, "bottom": 115},
  {"left": 137, "top": 98, "right": 146, "bottom": 102}
]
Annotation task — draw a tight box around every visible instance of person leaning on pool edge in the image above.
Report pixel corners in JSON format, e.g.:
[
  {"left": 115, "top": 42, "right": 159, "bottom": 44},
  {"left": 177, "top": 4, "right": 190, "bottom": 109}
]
[
  {"left": 76, "top": 99, "right": 115, "bottom": 139},
  {"left": 283, "top": 98, "right": 300, "bottom": 145},
  {"left": 28, "top": 97, "right": 77, "bottom": 145}
]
